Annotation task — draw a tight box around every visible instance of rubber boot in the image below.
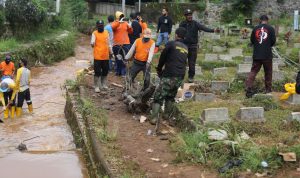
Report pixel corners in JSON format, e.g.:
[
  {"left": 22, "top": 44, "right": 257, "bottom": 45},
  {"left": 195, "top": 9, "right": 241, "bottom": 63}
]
[
  {"left": 162, "top": 101, "right": 174, "bottom": 120},
  {"left": 10, "top": 106, "right": 15, "bottom": 119},
  {"left": 150, "top": 103, "right": 160, "bottom": 125},
  {"left": 101, "top": 76, "right": 108, "bottom": 90},
  {"left": 4, "top": 109, "right": 9, "bottom": 119},
  {"left": 28, "top": 104, "right": 33, "bottom": 113},
  {"left": 94, "top": 76, "right": 100, "bottom": 93},
  {"left": 16, "top": 107, "right": 22, "bottom": 118}
]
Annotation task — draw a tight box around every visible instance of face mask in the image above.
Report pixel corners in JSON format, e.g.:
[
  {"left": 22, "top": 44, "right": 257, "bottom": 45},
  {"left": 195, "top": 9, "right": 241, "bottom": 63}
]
[
  {"left": 5, "top": 60, "right": 10, "bottom": 65},
  {"left": 143, "top": 38, "right": 150, "bottom": 43},
  {"left": 97, "top": 27, "right": 104, "bottom": 33}
]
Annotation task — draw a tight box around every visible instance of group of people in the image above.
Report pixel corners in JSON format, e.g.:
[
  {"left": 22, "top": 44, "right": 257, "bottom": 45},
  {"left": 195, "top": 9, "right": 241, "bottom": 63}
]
[
  {"left": 0, "top": 55, "right": 32, "bottom": 121},
  {"left": 91, "top": 8, "right": 277, "bottom": 126}
]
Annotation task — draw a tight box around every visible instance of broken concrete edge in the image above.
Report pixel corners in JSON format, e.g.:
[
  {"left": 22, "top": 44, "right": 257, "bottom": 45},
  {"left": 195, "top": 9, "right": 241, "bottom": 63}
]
[{"left": 65, "top": 86, "right": 115, "bottom": 178}]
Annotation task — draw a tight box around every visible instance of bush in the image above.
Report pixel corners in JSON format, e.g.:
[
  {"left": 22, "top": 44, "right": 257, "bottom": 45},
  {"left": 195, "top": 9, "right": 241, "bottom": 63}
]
[
  {"left": 0, "top": 6, "right": 5, "bottom": 36},
  {"left": 5, "top": 0, "right": 47, "bottom": 37},
  {"left": 232, "top": 0, "right": 257, "bottom": 16}
]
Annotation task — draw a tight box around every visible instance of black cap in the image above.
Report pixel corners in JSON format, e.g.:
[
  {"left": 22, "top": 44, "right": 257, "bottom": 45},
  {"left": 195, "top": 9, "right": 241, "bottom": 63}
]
[
  {"left": 176, "top": 27, "right": 187, "bottom": 39},
  {"left": 96, "top": 20, "right": 104, "bottom": 25},
  {"left": 184, "top": 9, "right": 192, "bottom": 15},
  {"left": 260, "top": 15, "right": 269, "bottom": 21}
]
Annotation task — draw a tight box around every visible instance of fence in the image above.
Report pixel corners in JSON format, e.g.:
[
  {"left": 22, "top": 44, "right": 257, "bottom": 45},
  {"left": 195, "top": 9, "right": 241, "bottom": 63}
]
[{"left": 93, "top": 2, "right": 136, "bottom": 16}]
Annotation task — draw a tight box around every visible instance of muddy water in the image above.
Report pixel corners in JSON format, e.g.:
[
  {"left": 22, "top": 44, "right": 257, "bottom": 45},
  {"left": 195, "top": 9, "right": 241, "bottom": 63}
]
[{"left": 0, "top": 35, "right": 92, "bottom": 178}]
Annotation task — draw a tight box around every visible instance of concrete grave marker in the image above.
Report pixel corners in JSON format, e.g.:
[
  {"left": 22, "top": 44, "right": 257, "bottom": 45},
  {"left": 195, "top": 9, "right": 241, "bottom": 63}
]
[
  {"left": 195, "top": 66, "right": 203, "bottom": 76},
  {"left": 287, "top": 94, "right": 300, "bottom": 105},
  {"left": 211, "top": 81, "right": 230, "bottom": 92},
  {"left": 213, "top": 46, "right": 226, "bottom": 53},
  {"left": 219, "top": 54, "right": 233, "bottom": 61},
  {"left": 236, "top": 107, "right": 265, "bottom": 122},
  {"left": 229, "top": 48, "right": 243, "bottom": 57},
  {"left": 273, "top": 58, "right": 285, "bottom": 67},
  {"left": 237, "top": 63, "right": 252, "bottom": 78},
  {"left": 200, "top": 107, "right": 229, "bottom": 124},
  {"left": 244, "top": 56, "right": 252, "bottom": 63},
  {"left": 205, "top": 53, "right": 219, "bottom": 61},
  {"left": 194, "top": 93, "right": 216, "bottom": 102},
  {"left": 294, "top": 43, "right": 300, "bottom": 48},
  {"left": 288, "top": 112, "right": 300, "bottom": 122},
  {"left": 273, "top": 63, "right": 279, "bottom": 71},
  {"left": 213, "top": 67, "right": 228, "bottom": 76},
  {"left": 272, "top": 71, "right": 284, "bottom": 81}
]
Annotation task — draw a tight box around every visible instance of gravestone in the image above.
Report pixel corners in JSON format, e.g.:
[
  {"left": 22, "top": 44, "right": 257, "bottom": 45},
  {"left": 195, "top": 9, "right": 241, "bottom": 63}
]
[
  {"left": 287, "top": 94, "right": 300, "bottom": 105},
  {"left": 213, "top": 46, "right": 226, "bottom": 53},
  {"left": 205, "top": 53, "right": 219, "bottom": 61},
  {"left": 237, "top": 63, "right": 252, "bottom": 78},
  {"left": 195, "top": 66, "right": 203, "bottom": 75},
  {"left": 219, "top": 54, "right": 233, "bottom": 61},
  {"left": 236, "top": 107, "right": 265, "bottom": 122},
  {"left": 200, "top": 107, "right": 229, "bottom": 124},
  {"left": 213, "top": 67, "right": 228, "bottom": 76},
  {"left": 194, "top": 93, "right": 216, "bottom": 102},
  {"left": 211, "top": 81, "right": 230, "bottom": 92},
  {"left": 244, "top": 56, "right": 252, "bottom": 63},
  {"left": 294, "top": 43, "right": 300, "bottom": 48},
  {"left": 289, "top": 112, "right": 300, "bottom": 122},
  {"left": 273, "top": 58, "right": 285, "bottom": 67},
  {"left": 273, "top": 63, "right": 279, "bottom": 71},
  {"left": 229, "top": 48, "right": 243, "bottom": 57},
  {"left": 272, "top": 71, "right": 284, "bottom": 81}
]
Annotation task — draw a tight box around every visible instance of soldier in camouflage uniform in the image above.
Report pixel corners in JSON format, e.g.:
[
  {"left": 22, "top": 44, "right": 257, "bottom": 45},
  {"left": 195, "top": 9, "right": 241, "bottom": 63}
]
[{"left": 150, "top": 27, "right": 188, "bottom": 125}]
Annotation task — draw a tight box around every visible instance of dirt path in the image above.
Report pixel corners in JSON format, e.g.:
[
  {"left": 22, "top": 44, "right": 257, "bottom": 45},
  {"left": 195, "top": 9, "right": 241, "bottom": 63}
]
[{"left": 0, "top": 35, "right": 90, "bottom": 178}]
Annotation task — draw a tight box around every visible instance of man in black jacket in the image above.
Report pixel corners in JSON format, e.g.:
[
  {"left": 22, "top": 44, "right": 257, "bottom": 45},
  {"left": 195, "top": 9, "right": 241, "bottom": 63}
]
[
  {"left": 150, "top": 27, "right": 188, "bottom": 126},
  {"left": 129, "top": 12, "right": 142, "bottom": 45},
  {"left": 155, "top": 8, "right": 172, "bottom": 53},
  {"left": 246, "top": 15, "right": 276, "bottom": 98},
  {"left": 180, "top": 9, "right": 219, "bottom": 83}
]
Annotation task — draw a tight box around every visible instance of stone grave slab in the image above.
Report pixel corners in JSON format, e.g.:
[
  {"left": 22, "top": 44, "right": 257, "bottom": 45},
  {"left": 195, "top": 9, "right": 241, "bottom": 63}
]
[
  {"left": 205, "top": 53, "right": 219, "bottom": 61},
  {"left": 213, "top": 67, "right": 228, "bottom": 76},
  {"left": 272, "top": 71, "right": 284, "bottom": 81},
  {"left": 273, "top": 58, "right": 285, "bottom": 67},
  {"left": 211, "top": 81, "right": 230, "bottom": 92},
  {"left": 237, "top": 63, "right": 252, "bottom": 78},
  {"left": 195, "top": 66, "right": 203, "bottom": 75},
  {"left": 287, "top": 94, "right": 300, "bottom": 105},
  {"left": 219, "top": 54, "right": 233, "bottom": 61},
  {"left": 294, "top": 43, "right": 300, "bottom": 48},
  {"left": 194, "top": 93, "right": 216, "bottom": 102},
  {"left": 200, "top": 107, "right": 229, "bottom": 124},
  {"left": 229, "top": 48, "right": 243, "bottom": 57},
  {"left": 289, "top": 112, "right": 300, "bottom": 122},
  {"left": 236, "top": 107, "right": 265, "bottom": 122},
  {"left": 244, "top": 56, "right": 252, "bottom": 63},
  {"left": 213, "top": 46, "right": 226, "bottom": 53}
]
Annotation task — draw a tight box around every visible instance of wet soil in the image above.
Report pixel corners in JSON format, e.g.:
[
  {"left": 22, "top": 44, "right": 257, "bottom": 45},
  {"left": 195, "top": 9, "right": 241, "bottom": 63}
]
[{"left": 0, "top": 35, "right": 91, "bottom": 178}]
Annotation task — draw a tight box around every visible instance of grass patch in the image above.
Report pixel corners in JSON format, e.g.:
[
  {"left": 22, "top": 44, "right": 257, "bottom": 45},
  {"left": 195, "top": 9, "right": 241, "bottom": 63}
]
[
  {"left": 243, "top": 95, "right": 279, "bottom": 111},
  {"left": 0, "top": 38, "right": 18, "bottom": 52}
]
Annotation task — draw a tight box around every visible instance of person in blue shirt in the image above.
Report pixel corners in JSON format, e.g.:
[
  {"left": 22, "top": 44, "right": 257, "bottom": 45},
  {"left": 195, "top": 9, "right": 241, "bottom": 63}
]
[{"left": 105, "top": 15, "right": 115, "bottom": 71}]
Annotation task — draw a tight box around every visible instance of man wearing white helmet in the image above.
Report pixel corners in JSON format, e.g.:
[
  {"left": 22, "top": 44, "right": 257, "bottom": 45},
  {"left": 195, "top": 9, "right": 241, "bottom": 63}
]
[
  {"left": 0, "top": 77, "right": 17, "bottom": 119},
  {"left": 125, "top": 28, "right": 155, "bottom": 91}
]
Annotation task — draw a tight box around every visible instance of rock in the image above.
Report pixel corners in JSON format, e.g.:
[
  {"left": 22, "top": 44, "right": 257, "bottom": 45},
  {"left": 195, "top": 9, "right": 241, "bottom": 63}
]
[
  {"left": 205, "top": 53, "right": 219, "bottom": 61},
  {"left": 288, "top": 112, "right": 300, "bottom": 122},
  {"left": 212, "top": 46, "right": 226, "bottom": 53},
  {"left": 195, "top": 65, "right": 203, "bottom": 76},
  {"left": 140, "top": 116, "right": 147, "bottom": 123},
  {"left": 211, "top": 81, "right": 230, "bottom": 92},
  {"left": 219, "top": 54, "right": 233, "bottom": 61},
  {"left": 229, "top": 48, "right": 243, "bottom": 57},
  {"left": 287, "top": 94, "right": 300, "bottom": 105},
  {"left": 240, "top": 131, "right": 250, "bottom": 140},
  {"left": 161, "top": 163, "right": 168, "bottom": 168},
  {"left": 200, "top": 107, "right": 230, "bottom": 124},
  {"left": 146, "top": 149, "right": 153, "bottom": 153},
  {"left": 194, "top": 93, "right": 216, "bottom": 102},
  {"left": 272, "top": 71, "right": 284, "bottom": 81},
  {"left": 150, "top": 158, "right": 161, "bottom": 162},
  {"left": 236, "top": 107, "right": 265, "bottom": 122},
  {"left": 208, "top": 129, "right": 228, "bottom": 141},
  {"left": 244, "top": 56, "right": 252, "bottom": 63},
  {"left": 294, "top": 43, "right": 300, "bottom": 48},
  {"left": 279, "top": 152, "right": 297, "bottom": 162},
  {"left": 213, "top": 67, "right": 228, "bottom": 76}
]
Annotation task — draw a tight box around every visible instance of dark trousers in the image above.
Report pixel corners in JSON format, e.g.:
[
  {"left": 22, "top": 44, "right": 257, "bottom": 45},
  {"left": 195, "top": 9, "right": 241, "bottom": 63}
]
[
  {"left": 94, "top": 60, "right": 109, "bottom": 77},
  {"left": 187, "top": 47, "right": 198, "bottom": 79},
  {"left": 130, "top": 59, "right": 151, "bottom": 90},
  {"left": 246, "top": 60, "right": 273, "bottom": 92},
  {"left": 17, "top": 88, "right": 31, "bottom": 107},
  {"left": 113, "top": 44, "right": 131, "bottom": 76},
  {"left": 4, "top": 90, "right": 15, "bottom": 106}
]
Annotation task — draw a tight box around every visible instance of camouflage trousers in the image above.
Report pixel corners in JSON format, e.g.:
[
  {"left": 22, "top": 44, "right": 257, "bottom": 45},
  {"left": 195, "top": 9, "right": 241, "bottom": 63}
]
[{"left": 153, "top": 77, "right": 183, "bottom": 105}]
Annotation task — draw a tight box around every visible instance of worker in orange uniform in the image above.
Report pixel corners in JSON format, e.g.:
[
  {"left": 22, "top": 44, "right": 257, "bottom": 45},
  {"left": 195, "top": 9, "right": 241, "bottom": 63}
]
[
  {"left": 125, "top": 28, "right": 155, "bottom": 91},
  {"left": 0, "top": 77, "right": 17, "bottom": 119},
  {"left": 0, "top": 55, "right": 15, "bottom": 80},
  {"left": 111, "top": 11, "right": 133, "bottom": 77},
  {"left": 136, "top": 12, "right": 148, "bottom": 33},
  {"left": 91, "top": 20, "right": 113, "bottom": 93}
]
